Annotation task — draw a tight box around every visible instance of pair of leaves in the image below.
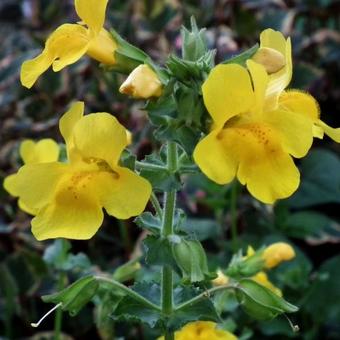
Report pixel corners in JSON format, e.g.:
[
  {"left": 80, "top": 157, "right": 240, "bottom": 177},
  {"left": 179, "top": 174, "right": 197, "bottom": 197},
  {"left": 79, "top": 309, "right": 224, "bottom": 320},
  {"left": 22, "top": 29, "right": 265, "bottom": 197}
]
[{"left": 112, "top": 282, "right": 219, "bottom": 332}]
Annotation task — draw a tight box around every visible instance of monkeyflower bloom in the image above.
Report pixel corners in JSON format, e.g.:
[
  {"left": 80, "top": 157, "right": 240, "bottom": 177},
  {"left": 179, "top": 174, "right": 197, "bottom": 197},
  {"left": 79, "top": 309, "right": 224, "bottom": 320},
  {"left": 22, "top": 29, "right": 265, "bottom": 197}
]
[
  {"left": 262, "top": 242, "right": 295, "bottom": 269},
  {"left": 4, "top": 139, "right": 60, "bottom": 215},
  {"left": 21, "top": 0, "right": 116, "bottom": 88},
  {"left": 194, "top": 59, "right": 314, "bottom": 203},
  {"left": 159, "top": 321, "right": 237, "bottom": 340},
  {"left": 253, "top": 29, "right": 340, "bottom": 142},
  {"left": 4, "top": 102, "right": 151, "bottom": 240},
  {"left": 119, "top": 64, "right": 163, "bottom": 99}
]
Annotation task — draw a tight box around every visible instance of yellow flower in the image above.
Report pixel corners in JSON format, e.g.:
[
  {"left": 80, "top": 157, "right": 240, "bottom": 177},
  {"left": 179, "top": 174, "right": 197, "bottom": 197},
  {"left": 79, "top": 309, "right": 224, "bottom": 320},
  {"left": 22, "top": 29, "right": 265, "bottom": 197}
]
[
  {"left": 263, "top": 242, "right": 295, "bottom": 269},
  {"left": 159, "top": 321, "right": 238, "bottom": 340},
  {"left": 21, "top": 0, "right": 117, "bottom": 89},
  {"left": 4, "top": 139, "right": 60, "bottom": 215},
  {"left": 119, "top": 64, "right": 163, "bottom": 99},
  {"left": 4, "top": 102, "right": 151, "bottom": 240},
  {"left": 251, "top": 271, "right": 282, "bottom": 296},
  {"left": 253, "top": 29, "right": 340, "bottom": 142},
  {"left": 194, "top": 59, "right": 314, "bottom": 203},
  {"left": 212, "top": 269, "right": 229, "bottom": 286}
]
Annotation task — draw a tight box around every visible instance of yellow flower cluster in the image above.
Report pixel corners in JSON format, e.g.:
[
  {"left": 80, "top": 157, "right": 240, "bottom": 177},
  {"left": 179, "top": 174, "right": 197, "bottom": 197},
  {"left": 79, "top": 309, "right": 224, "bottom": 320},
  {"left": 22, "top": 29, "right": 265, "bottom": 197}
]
[
  {"left": 4, "top": 102, "right": 151, "bottom": 240},
  {"left": 213, "top": 242, "right": 295, "bottom": 296},
  {"left": 194, "top": 29, "right": 340, "bottom": 203},
  {"left": 159, "top": 321, "right": 237, "bottom": 340}
]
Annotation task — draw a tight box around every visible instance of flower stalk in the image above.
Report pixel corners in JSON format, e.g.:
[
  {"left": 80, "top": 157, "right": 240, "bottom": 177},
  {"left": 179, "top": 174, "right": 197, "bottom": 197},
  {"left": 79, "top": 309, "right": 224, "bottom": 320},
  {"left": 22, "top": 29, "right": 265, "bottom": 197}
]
[{"left": 161, "top": 141, "right": 178, "bottom": 340}]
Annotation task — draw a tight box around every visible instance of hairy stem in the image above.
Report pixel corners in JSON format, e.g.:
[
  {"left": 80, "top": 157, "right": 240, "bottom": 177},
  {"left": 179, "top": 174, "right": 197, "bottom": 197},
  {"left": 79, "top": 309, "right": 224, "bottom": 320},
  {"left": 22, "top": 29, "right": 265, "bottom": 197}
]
[{"left": 162, "top": 141, "right": 178, "bottom": 340}]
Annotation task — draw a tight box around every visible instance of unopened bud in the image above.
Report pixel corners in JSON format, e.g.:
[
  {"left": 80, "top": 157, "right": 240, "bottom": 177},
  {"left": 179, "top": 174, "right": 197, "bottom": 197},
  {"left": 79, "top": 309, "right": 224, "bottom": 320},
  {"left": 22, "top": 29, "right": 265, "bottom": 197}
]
[
  {"left": 252, "top": 47, "right": 285, "bottom": 74},
  {"left": 119, "top": 64, "right": 162, "bottom": 99},
  {"left": 212, "top": 269, "right": 229, "bottom": 286},
  {"left": 263, "top": 242, "right": 295, "bottom": 269}
]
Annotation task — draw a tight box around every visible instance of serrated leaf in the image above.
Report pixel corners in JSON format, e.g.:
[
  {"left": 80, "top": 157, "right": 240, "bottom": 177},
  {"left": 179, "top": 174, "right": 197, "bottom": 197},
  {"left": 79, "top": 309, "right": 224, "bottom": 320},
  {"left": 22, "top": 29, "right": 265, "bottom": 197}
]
[
  {"left": 135, "top": 212, "right": 162, "bottom": 234},
  {"left": 112, "top": 282, "right": 161, "bottom": 328},
  {"left": 143, "top": 235, "right": 178, "bottom": 269},
  {"left": 169, "top": 285, "right": 220, "bottom": 331}
]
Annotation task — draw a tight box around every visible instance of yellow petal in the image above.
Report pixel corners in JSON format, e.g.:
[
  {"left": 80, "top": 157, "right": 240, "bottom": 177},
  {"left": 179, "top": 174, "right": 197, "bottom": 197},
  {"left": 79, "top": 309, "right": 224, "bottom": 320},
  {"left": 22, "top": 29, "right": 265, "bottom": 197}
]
[
  {"left": 72, "top": 112, "right": 128, "bottom": 168},
  {"left": 31, "top": 176, "right": 103, "bottom": 240},
  {"left": 217, "top": 123, "right": 300, "bottom": 204},
  {"left": 75, "top": 0, "right": 108, "bottom": 35},
  {"left": 279, "top": 90, "right": 320, "bottom": 121},
  {"left": 202, "top": 64, "right": 254, "bottom": 128},
  {"left": 20, "top": 139, "right": 60, "bottom": 164},
  {"left": 259, "top": 29, "right": 292, "bottom": 110},
  {"left": 98, "top": 166, "right": 152, "bottom": 219},
  {"left": 59, "top": 101, "right": 85, "bottom": 156},
  {"left": 6, "top": 163, "right": 66, "bottom": 211},
  {"left": 252, "top": 272, "right": 282, "bottom": 296},
  {"left": 317, "top": 120, "right": 340, "bottom": 142},
  {"left": 193, "top": 129, "right": 238, "bottom": 185},
  {"left": 247, "top": 60, "right": 268, "bottom": 114},
  {"left": 87, "top": 28, "right": 116, "bottom": 65},
  {"left": 119, "top": 64, "right": 163, "bottom": 99},
  {"left": 20, "top": 24, "right": 89, "bottom": 88},
  {"left": 263, "top": 109, "right": 313, "bottom": 158},
  {"left": 49, "top": 24, "right": 90, "bottom": 72},
  {"left": 252, "top": 47, "right": 286, "bottom": 74},
  {"left": 20, "top": 52, "right": 53, "bottom": 89},
  {"left": 263, "top": 242, "right": 295, "bottom": 269}
]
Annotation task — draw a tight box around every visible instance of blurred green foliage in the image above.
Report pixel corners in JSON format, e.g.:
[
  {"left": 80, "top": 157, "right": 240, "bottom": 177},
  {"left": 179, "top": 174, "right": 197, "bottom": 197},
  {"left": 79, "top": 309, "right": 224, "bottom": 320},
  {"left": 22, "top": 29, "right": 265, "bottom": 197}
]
[{"left": 0, "top": 0, "right": 340, "bottom": 339}]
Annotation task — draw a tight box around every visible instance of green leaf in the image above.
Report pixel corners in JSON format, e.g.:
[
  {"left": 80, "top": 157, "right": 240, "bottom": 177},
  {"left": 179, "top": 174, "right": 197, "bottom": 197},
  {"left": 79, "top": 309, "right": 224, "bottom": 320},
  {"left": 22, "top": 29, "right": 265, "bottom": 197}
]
[
  {"left": 112, "top": 282, "right": 161, "bottom": 328},
  {"left": 135, "top": 212, "right": 162, "bottom": 234},
  {"left": 143, "top": 235, "right": 178, "bottom": 269},
  {"left": 281, "top": 211, "right": 339, "bottom": 241},
  {"left": 288, "top": 149, "right": 340, "bottom": 208},
  {"left": 42, "top": 276, "right": 99, "bottom": 316},
  {"left": 304, "top": 255, "right": 340, "bottom": 324},
  {"left": 222, "top": 44, "right": 259, "bottom": 66},
  {"left": 139, "top": 152, "right": 181, "bottom": 192},
  {"left": 181, "top": 16, "right": 209, "bottom": 62},
  {"left": 236, "top": 279, "right": 298, "bottom": 320},
  {"left": 169, "top": 285, "right": 220, "bottom": 331},
  {"left": 120, "top": 149, "right": 136, "bottom": 171}
]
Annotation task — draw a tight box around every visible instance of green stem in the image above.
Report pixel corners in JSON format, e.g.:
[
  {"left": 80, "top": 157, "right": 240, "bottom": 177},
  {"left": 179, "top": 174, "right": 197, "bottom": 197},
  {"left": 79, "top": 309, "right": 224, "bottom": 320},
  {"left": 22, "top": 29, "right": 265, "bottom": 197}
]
[
  {"left": 174, "top": 284, "right": 236, "bottom": 311},
  {"left": 162, "top": 142, "right": 178, "bottom": 340},
  {"left": 96, "top": 276, "right": 161, "bottom": 311},
  {"left": 230, "top": 181, "right": 239, "bottom": 252},
  {"left": 150, "top": 192, "right": 163, "bottom": 218},
  {"left": 54, "top": 273, "right": 65, "bottom": 340}
]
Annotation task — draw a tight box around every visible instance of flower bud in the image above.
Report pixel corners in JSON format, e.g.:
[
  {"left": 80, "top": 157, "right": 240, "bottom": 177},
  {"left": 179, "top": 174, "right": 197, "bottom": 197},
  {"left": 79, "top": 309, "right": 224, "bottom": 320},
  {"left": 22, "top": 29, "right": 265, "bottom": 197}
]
[
  {"left": 172, "top": 239, "right": 210, "bottom": 282},
  {"left": 263, "top": 242, "right": 295, "bottom": 269},
  {"left": 212, "top": 269, "right": 229, "bottom": 286},
  {"left": 252, "top": 47, "right": 285, "bottom": 74},
  {"left": 119, "top": 64, "right": 162, "bottom": 99}
]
